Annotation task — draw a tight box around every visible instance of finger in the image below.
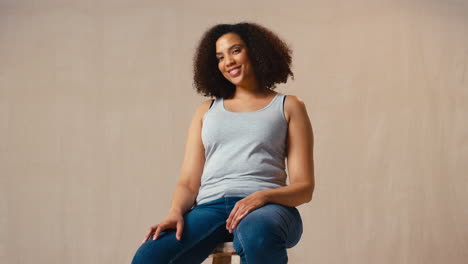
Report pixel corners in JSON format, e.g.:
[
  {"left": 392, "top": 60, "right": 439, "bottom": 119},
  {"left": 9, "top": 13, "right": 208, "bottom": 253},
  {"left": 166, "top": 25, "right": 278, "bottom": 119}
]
[
  {"left": 176, "top": 220, "right": 184, "bottom": 241},
  {"left": 229, "top": 205, "right": 245, "bottom": 229},
  {"left": 153, "top": 226, "right": 162, "bottom": 240},
  {"left": 231, "top": 208, "right": 249, "bottom": 229},
  {"left": 142, "top": 225, "right": 157, "bottom": 243},
  {"left": 231, "top": 210, "right": 249, "bottom": 231},
  {"left": 226, "top": 205, "right": 240, "bottom": 229},
  {"left": 142, "top": 231, "right": 153, "bottom": 244},
  {"left": 229, "top": 212, "right": 241, "bottom": 231},
  {"left": 228, "top": 210, "right": 243, "bottom": 232}
]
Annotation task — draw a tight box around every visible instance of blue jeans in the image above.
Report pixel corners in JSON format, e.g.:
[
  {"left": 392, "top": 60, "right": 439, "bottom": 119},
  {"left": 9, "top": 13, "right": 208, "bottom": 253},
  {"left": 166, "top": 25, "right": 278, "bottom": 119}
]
[{"left": 131, "top": 196, "right": 303, "bottom": 264}]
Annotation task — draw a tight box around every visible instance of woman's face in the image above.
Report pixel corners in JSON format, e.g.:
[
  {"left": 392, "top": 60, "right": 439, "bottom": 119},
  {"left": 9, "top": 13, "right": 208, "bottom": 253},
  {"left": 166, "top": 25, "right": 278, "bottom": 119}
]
[{"left": 215, "top": 33, "right": 255, "bottom": 86}]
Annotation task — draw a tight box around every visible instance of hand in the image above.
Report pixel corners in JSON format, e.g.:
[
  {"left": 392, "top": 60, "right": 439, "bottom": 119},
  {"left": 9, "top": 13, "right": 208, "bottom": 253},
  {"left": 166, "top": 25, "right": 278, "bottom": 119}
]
[
  {"left": 141, "top": 211, "right": 184, "bottom": 245},
  {"left": 225, "top": 191, "right": 268, "bottom": 233}
]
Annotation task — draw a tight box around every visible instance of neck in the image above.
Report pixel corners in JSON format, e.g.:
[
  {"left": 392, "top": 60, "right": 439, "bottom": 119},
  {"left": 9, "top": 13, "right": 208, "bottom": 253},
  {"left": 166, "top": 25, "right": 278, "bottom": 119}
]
[{"left": 234, "top": 80, "right": 272, "bottom": 100}]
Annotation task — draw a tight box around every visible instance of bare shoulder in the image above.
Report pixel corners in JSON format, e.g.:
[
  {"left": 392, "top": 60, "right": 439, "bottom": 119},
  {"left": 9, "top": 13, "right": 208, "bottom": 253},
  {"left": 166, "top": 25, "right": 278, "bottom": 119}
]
[
  {"left": 178, "top": 98, "right": 215, "bottom": 192},
  {"left": 283, "top": 94, "right": 309, "bottom": 123},
  {"left": 194, "top": 98, "right": 215, "bottom": 122}
]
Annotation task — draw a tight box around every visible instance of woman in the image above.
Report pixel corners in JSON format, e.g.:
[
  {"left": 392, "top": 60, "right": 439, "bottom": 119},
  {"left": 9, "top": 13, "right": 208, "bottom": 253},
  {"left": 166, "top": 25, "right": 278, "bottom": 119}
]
[{"left": 131, "top": 22, "right": 315, "bottom": 264}]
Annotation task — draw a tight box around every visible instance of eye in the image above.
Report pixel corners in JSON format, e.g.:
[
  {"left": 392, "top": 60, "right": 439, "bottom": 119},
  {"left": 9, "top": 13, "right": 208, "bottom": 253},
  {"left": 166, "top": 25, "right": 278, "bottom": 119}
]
[{"left": 216, "top": 49, "right": 240, "bottom": 62}]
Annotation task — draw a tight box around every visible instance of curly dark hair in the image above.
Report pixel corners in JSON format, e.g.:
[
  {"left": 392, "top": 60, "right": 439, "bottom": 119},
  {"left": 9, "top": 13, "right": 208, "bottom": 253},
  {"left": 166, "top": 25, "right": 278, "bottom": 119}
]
[{"left": 192, "top": 22, "right": 294, "bottom": 99}]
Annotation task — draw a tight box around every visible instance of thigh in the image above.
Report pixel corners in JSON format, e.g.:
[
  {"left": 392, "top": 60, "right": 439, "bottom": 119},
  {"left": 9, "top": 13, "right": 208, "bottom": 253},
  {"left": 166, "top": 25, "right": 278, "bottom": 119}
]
[
  {"left": 131, "top": 203, "right": 229, "bottom": 264},
  {"left": 235, "top": 203, "right": 303, "bottom": 248}
]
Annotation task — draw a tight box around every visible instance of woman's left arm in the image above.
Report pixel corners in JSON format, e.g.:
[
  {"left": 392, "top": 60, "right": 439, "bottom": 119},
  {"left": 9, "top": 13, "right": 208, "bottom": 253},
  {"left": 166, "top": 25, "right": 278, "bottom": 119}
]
[
  {"left": 226, "top": 95, "right": 315, "bottom": 233},
  {"left": 261, "top": 95, "right": 315, "bottom": 207}
]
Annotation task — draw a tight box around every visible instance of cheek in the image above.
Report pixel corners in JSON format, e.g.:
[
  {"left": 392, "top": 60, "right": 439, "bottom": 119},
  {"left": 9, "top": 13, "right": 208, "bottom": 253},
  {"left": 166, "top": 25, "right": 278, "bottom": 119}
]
[
  {"left": 241, "top": 52, "right": 250, "bottom": 63},
  {"left": 240, "top": 57, "right": 251, "bottom": 69}
]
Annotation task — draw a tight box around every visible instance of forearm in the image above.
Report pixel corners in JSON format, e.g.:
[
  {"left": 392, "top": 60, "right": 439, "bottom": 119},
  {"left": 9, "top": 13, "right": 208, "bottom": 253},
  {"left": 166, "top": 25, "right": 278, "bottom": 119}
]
[
  {"left": 261, "top": 182, "right": 314, "bottom": 208},
  {"left": 168, "top": 183, "right": 198, "bottom": 215}
]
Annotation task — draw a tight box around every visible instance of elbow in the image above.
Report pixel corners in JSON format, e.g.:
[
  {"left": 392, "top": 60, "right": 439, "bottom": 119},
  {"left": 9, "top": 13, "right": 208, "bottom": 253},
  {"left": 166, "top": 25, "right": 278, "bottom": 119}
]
[
  {"left": 304, "top": 183, "right": 315, "bottom": 203},
  {"left": 304, "top": 193, "right": 313, "bottom": 203}
]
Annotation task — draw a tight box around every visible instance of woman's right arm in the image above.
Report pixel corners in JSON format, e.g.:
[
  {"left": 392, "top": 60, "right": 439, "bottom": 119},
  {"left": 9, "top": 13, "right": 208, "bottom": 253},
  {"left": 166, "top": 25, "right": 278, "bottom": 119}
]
[
  {"left": 168, "top": 99, "right": 213, "bottom": 215},
  {"left": 142, "top": 99, "right": 214, "bottom": 243}
]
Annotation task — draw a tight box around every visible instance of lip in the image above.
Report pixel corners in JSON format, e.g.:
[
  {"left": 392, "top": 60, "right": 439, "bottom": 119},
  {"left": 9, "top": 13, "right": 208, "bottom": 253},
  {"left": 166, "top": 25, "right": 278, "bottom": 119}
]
[
  {"left": 227, "top": 66, "right": 242, "bottom": 77},
  {"left": 227, "top": 65, "right": 241, "bottom": 73}
]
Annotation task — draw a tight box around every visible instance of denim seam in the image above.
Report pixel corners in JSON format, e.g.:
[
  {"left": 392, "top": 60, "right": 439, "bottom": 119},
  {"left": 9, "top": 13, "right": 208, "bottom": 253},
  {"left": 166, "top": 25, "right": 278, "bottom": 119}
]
[
  {"left": 286, "top": 209, "right": 294, "bottom": 247},
  {"left": 224, "top": 197, "right": 229, "bottom": 215},
  {"left": 228, "top": 197, "right": 250, "bottom": 264},
  {"left": 287, "top": 208, "right": 294, "bottom": 232},
  {"left": 234, "top": 227, "right": 250, "bottom": 264},
  {"left": 168, "top": 222, "right": 226, "bottom": 264}
]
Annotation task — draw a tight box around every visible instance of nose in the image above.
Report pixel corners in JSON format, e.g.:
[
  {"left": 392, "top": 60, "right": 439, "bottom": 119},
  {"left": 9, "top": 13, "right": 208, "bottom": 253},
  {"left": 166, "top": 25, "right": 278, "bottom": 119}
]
[{"left": 225, "top": 55, "right": 236, "bottom": 68}]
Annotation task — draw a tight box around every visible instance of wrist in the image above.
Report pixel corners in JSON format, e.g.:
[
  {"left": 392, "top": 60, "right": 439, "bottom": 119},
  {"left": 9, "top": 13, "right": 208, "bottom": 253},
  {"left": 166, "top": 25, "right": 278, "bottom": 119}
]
[
  {"left": 169, "top": 207, "right": 183, "bottom": 215},
  {"left": 259, "top": 189, "right": 272, "bottom": 204}
]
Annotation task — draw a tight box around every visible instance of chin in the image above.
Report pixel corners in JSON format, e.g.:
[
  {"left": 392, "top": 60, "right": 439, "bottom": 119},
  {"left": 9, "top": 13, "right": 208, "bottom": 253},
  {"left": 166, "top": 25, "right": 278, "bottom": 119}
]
[
  {"left": 229, "top": 76, "right": 245, "bottom": 85},
  {"left": 230, "top": 80, "right": 243, "bottom": 86}
]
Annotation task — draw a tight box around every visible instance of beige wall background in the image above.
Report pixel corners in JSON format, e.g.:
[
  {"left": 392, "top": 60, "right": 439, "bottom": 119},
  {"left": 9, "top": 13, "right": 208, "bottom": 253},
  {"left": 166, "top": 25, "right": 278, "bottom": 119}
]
[{"left": 1, "top": 0, "right": 467, "bottom": 263}]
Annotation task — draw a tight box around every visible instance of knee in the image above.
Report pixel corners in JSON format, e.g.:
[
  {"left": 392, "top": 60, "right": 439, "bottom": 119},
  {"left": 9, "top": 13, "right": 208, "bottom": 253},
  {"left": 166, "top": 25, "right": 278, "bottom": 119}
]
[
  {"left": 233, "top": 215, "right": 286, "bottom": 252},
  {"left": 233, "top": 218, "right": 288, "bottom": 263},
  {"left": 131, "top": 239, "right": 178, "bottom": 264}
]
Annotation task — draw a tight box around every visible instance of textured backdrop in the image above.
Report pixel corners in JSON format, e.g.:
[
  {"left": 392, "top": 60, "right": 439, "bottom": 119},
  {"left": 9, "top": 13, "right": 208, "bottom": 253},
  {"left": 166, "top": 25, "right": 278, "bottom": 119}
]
[{"left": 1, "top": 0, "right": 467, "bottom": 263}]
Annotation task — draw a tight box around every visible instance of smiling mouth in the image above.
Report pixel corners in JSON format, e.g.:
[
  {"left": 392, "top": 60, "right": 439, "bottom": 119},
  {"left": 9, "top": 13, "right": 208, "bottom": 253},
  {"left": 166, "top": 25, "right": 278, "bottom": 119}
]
[{"left": 228, "top": 66, "right": 241, "bottom": 77}]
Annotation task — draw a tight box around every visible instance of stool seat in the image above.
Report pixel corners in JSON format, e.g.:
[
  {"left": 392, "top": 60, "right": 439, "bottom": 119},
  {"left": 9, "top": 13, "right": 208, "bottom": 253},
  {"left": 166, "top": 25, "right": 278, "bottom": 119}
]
[{"left": 208, "top": 242, "right": 240, "bottom": 264}]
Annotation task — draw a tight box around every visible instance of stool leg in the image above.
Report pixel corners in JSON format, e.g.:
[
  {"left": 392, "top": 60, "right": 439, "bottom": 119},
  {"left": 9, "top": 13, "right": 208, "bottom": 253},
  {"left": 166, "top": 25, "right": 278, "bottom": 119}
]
[
  {"left": 231, "top": 255, "right": 240, "bottom": 264},
  {"left": 212, "top": 256, "right": 232, "bottom": 264}
]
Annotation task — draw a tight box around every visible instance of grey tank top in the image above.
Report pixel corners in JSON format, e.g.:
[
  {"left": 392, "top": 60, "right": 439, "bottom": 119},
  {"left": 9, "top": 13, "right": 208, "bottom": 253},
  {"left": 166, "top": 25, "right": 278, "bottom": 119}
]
[{"left": 195, "top": 93, "right": 289, "bottom": 205}]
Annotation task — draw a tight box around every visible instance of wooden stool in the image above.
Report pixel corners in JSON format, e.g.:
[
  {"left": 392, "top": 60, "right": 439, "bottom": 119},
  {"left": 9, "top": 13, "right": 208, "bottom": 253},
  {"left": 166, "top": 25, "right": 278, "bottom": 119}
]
[{"left": 208, "top": 242, "right": 240, "bottom": 264}]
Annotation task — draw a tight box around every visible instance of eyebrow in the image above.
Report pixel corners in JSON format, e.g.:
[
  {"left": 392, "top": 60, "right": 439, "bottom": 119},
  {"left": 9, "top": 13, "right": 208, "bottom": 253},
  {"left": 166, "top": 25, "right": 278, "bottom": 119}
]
[{"left": 216, "top": 44, "right": 243, "bottom": 55}]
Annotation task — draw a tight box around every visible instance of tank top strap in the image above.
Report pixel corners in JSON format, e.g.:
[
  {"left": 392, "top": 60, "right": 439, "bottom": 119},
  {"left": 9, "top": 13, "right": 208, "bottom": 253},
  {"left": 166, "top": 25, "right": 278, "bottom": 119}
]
[{"left": 275, "top": 93, "right": 287, "bottom": 122}]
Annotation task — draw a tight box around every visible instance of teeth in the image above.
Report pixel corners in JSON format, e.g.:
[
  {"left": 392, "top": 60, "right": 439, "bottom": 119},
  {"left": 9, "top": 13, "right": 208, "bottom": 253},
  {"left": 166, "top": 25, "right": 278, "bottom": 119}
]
[{"left": 229, "top": 67, "right": 240, "bottom": 74}]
